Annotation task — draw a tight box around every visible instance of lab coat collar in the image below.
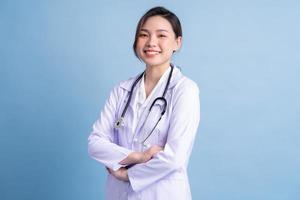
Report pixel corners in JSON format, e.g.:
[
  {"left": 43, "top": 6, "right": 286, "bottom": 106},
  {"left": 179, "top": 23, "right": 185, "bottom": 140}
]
[{"left": 119, "top": 65, "right": 183, "bottom": 92}]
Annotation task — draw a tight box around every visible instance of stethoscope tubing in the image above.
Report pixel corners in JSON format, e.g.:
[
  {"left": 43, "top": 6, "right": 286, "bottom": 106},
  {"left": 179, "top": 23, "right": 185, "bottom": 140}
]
[{"left": 115, "top": 64, "right": 174, "bottom": 131}]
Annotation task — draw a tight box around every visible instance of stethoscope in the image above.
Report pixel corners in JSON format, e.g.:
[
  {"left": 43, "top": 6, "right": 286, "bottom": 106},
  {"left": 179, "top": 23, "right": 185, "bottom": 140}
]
[{"left": 114, "top": 63, "right": 174, "bottom": 144}]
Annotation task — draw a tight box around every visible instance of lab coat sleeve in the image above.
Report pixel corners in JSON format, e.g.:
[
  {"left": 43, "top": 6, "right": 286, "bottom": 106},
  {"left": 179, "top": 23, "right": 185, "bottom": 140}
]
[
  {"left": 88, "top": 85, "right": 133, "bottom": 171},
  {"left": 127, "top": 79, "right": 200, "bottom": 192}
]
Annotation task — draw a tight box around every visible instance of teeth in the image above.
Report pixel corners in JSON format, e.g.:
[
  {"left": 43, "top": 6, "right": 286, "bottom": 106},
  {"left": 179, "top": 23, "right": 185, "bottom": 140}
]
[
  {"left": 147, "top": 52, "right": 157, "bottom": 55},
  {"left": 145, "top": 51, "right": 160, "bottom": 55}
]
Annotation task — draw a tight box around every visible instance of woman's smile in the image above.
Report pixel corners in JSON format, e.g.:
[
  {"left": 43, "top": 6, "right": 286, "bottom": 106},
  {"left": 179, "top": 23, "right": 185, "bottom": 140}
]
[{"left": 144, "top": 49, "right": 162, "bottom": 57}]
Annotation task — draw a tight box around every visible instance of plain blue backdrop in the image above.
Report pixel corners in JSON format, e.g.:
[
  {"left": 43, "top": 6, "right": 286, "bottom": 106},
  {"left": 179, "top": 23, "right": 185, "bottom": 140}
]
[{"left": 1, "top": 0, "right": 299, "bottom": 199}]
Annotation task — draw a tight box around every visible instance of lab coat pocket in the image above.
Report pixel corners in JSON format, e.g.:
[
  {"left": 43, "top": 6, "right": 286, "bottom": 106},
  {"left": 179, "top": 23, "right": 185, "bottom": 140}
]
[
  {"left": 141, "top": 129, "right": 160, "bottom": 151},
  {"left": 142, "top": 123, "right": 169, "bottom": 150},
  {"left": 157, "top": 127, "right": 168, "bottom": 146},
  {"left": 154, "top": 129, "right": 167, "bottom": 147}
]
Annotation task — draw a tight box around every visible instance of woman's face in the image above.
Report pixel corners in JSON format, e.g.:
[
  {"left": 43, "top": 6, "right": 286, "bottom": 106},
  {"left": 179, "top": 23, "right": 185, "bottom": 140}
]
[{"left": 136, "top": 16, "right": 182, "bottom": 68}]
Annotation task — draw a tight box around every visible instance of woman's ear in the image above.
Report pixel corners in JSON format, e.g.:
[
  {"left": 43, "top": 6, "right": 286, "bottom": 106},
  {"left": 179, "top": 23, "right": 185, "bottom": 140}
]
[{"left": 174, "top": 36, "right": 182, "bottom": 52}]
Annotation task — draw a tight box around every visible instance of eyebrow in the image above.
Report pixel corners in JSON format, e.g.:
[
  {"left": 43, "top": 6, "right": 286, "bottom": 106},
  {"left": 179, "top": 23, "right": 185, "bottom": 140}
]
[{"left": 140, "top": 28, "right": 169, "bottom": 33}]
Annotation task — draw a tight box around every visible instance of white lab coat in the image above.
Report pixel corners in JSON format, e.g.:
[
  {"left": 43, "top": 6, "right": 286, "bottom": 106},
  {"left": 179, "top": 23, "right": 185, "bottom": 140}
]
[{"left": 88, "top": 66, "right": 200, "bottom": 200}]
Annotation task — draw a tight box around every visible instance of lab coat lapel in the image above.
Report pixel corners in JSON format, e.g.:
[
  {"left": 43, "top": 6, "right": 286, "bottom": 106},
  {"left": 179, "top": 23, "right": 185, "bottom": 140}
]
[{"left": 119, "top": 73, "right": 143, "bottom": 112}]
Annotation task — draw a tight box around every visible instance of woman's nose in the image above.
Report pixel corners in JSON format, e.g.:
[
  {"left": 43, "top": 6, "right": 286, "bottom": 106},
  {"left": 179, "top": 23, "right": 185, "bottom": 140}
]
[{"left": 146, "top": 35, "right": 157, "bottom": 47}]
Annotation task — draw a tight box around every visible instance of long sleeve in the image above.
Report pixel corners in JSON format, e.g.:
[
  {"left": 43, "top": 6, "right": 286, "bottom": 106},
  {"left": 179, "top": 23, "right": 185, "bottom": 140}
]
[
  {"left": 127, "top": 80, "right": 200, "bottom": 192},
  {"left": 88, "top": 86, "right": 133, "bottom": 171}
]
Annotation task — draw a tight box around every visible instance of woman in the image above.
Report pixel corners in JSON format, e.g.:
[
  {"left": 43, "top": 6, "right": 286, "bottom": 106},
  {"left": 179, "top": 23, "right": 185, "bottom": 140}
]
[{"left": 88, "top": 6, "right": 200, "bottom": 200}]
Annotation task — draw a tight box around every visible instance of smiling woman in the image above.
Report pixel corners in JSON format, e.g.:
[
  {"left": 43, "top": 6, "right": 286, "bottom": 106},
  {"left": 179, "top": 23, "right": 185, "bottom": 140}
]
[{"left": 88, "top": 6, "right": 200, "bottom": 200}]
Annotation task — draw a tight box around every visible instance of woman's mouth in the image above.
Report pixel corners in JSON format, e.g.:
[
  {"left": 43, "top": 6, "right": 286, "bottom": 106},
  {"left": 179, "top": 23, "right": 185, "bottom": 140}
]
[{"left": 144, "top": 50, "right": 161, "bottom": 56}]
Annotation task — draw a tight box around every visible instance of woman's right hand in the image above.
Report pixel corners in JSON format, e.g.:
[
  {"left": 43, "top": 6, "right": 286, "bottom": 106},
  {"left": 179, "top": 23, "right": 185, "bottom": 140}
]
[
  {"left": 119, "top": 145, "right": 163, "bottom": 165},
  {"left": 143, "top": 145, "right": 163, "bottom": 163}
]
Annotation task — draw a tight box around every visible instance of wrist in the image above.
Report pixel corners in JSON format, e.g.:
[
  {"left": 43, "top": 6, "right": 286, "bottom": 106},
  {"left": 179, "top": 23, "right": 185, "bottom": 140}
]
[
  {"left": 142, "top": 151, "right": 151, "bottom": 162},
  {"left": 131, "top": 152, "right": 144, "bottom": 163},
  {"left": 123, "top": 169, "right": 129, "bottom": 182}
]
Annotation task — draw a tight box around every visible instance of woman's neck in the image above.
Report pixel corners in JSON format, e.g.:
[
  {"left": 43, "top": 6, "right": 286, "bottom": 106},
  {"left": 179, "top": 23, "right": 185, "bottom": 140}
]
[
  {"left": 144, "top": 62, "right": 170, "bottom": 86},
  {"left": 144, "top": 62, "right": 170, "bottom": 98}
]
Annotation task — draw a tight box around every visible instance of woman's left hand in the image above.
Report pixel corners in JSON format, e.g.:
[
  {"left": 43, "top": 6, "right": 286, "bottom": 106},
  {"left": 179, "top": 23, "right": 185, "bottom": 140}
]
[{"left": 107, "top": 167, "right": 129, "bottom": 182}]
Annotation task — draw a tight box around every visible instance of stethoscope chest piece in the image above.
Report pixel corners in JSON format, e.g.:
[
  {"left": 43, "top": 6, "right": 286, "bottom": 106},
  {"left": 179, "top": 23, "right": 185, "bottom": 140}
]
[{"left": 114, "top": 117, "right": 124, "bottom": 129}]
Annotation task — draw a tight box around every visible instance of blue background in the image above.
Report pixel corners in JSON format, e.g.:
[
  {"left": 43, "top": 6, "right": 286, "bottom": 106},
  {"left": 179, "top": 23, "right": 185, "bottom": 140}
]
[{"left": 1, "top": 0, "right": 299, "bottom": 199}]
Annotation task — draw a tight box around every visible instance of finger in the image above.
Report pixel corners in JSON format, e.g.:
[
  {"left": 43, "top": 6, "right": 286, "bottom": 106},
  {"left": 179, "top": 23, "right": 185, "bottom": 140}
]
[
  {"left": 152, "top": 145, "right": 163, "bottom": 150},
  {"left": 152, "top": 145, "right": 163, "bottom": 152},
  {"left": 106, "top": 167, "right": 112, "bottom": 174}
]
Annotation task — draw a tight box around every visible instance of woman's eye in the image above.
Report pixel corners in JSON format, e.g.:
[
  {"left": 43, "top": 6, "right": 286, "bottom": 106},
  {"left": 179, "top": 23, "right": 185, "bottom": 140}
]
[
  {"left": 139, "top": 34, "right": 148, "bottom": 38},
  {"left": 158, "top": 34, "right": 166, "bottom": 38}
]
